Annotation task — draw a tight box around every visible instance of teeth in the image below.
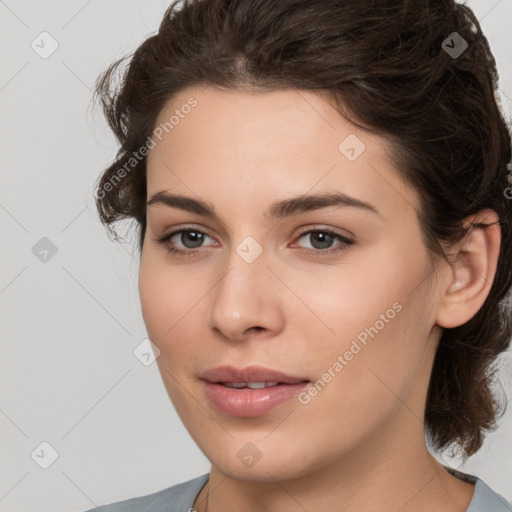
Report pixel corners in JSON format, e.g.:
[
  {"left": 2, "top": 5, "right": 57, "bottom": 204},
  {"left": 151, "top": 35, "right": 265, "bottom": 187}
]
[
  {"left": 222, "top": 381, "right": 279, "bottom": 389},
  {"left": 247, "top": 382, "right": 278, "bottom": 389}
]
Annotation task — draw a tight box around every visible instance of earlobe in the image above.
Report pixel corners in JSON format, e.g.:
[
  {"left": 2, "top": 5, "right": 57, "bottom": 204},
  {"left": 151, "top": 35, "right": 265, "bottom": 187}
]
[{"left": 436, "top": 209, "right": 501, "bottom": 329}]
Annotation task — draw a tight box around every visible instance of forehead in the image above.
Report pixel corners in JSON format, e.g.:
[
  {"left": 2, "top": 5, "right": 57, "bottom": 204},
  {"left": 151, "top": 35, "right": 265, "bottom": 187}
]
[
  {"left": 150, "top": 85, "right": 382, "bottom": 159},
  {"left": 146, "top": 85, "right": 418, "bottom": 220}
]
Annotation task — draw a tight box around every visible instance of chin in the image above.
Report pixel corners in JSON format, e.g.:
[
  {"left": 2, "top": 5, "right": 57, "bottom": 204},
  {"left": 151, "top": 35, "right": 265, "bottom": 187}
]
[{"left": 194, "top": 432, "right": 328, "bottom": 483}]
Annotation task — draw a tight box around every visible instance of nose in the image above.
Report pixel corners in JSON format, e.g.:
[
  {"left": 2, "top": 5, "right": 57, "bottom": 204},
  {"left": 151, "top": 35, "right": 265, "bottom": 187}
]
[{"left": 207, "top": 246, "right": 285, "bottom": 342}]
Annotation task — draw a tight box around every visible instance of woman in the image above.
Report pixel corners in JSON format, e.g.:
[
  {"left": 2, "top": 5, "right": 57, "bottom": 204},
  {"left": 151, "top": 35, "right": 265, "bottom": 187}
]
[{"left": 86, "top": 0, "right": 512, "bottom": 510}]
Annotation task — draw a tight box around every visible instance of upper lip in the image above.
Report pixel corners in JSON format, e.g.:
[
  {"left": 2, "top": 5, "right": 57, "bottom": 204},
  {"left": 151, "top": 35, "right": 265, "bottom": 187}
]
[{"left": 200, "top": 365, "right": 309, "bottom": 384}]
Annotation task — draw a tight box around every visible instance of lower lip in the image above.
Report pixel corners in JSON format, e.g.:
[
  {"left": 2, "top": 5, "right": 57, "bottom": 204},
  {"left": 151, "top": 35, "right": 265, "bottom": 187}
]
[{"left": 202, "top": 381, "right": 309, "bottom": 417}]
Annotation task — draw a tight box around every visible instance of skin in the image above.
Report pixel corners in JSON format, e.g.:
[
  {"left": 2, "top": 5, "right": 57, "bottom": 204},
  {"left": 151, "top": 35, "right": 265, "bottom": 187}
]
[{"left": 138, "top": 85, "right": 501, "bottom": 512}]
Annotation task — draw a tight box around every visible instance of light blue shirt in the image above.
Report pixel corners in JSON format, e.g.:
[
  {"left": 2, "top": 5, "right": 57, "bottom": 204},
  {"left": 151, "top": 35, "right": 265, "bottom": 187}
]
[{"left": 83, "top": 467, "right": 511, "bottom": 511}]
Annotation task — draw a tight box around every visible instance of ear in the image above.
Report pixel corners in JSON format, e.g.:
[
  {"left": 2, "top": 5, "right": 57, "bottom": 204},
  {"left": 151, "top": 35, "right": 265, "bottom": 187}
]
[{"left": 435, "top": 209, "right": 501, "bottom": 329}]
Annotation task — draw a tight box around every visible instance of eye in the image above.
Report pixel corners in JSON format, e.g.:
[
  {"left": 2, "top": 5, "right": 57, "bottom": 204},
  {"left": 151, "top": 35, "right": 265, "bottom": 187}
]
[
  {"left": 154, "top": 226, "right": 354, "bottom": 258},
  {"left": 292, "top": 228, "right": 354, "bottom": 257},
  {"left": 154, "top": 227, "right": 217, "bottom": 257}
]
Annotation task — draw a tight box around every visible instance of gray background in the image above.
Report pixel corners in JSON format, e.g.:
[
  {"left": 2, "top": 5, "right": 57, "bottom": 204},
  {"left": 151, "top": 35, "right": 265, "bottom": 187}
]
[{"left": 0, "top": 1, "right": 511, "bottom": 510}]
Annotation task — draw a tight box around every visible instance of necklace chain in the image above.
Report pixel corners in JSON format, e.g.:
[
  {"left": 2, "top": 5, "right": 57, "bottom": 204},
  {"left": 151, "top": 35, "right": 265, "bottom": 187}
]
[{"left": 204, "top": 482, "right": 210, "bottom": 512}]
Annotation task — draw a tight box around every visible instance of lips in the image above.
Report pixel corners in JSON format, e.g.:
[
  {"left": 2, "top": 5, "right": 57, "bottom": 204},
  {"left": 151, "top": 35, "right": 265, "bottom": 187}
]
[
  {"left": 199, "top": 365, "right": 310, "bottom": 417},
  {"left": 199, "top": 365, "right": 309, "bottom": 385}
]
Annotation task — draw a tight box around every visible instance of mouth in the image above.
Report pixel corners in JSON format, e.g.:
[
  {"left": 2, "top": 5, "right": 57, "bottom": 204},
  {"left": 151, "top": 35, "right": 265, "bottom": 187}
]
[
  {"left": 199, "top": 365, "right": 310, "bottom": 417},
  {"left": 218, "top": 381, "right": 281, "bottom": 389},
  {"left": 200, "top": 364, "right": 309, "bottom": 385}
]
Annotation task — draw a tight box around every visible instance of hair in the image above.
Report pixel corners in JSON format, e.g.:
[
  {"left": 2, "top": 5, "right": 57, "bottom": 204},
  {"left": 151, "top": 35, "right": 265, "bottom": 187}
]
[{"left": 93, "top": 0, "right": 512, "bottom": 459}]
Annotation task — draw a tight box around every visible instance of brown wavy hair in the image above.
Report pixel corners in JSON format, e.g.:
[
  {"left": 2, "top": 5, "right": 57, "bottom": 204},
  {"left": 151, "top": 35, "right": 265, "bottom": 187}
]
[{"left": 93, "top": 0, "right": 512, "bottom": 459}]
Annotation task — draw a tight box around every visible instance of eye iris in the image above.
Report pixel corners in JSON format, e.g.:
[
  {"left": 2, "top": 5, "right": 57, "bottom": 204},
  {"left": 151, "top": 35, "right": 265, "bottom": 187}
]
[
  {"left": 182, "top": 231, "right": 204, "bottom": 248},
  {"left": 310, "top": 231, "right": 334, "bottom": 249}
]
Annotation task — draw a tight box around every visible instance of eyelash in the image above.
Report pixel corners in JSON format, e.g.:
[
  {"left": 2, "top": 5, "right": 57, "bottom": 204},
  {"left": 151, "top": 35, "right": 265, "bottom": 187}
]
[{"left": 154, "top": 225, "right": 354, "bottom": 259}]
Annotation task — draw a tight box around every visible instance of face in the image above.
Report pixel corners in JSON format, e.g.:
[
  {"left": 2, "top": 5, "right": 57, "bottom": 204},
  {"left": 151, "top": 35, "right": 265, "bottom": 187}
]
[{"left": 139, "top": 85, "right": 444, "bottom": 481}]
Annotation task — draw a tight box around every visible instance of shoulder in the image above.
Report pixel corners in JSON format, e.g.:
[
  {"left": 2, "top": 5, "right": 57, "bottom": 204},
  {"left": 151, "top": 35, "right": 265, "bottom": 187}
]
[
  {"left": 445, "top": 467, "right": 511, "bottom": 512},
  {"left": 467, "top": 478, "right": 511, "bottom": 512},
  {"left": 81, "top": 473, "right": 210, "bottom": 512}
]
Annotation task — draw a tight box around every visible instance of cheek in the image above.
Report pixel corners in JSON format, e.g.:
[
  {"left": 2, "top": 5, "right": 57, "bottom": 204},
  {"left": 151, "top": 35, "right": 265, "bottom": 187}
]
[
  {"left": 286, "top": 247, "right": 403, "bottom": 353},
  {"left": 298, "top": 244, "right": 432, "bottom": 392},
  {"left": 138, "top": 249, "right": 202, "bottom": 348}
]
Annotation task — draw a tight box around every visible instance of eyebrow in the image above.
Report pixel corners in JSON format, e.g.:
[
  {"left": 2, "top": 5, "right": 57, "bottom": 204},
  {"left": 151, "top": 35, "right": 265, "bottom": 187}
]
[{"left": 146, "top": 191, "right": 381, "bottom": 219}]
